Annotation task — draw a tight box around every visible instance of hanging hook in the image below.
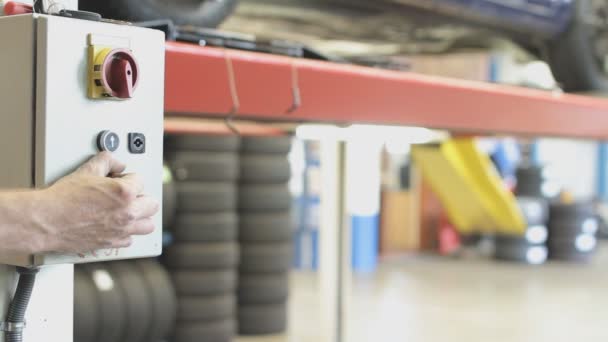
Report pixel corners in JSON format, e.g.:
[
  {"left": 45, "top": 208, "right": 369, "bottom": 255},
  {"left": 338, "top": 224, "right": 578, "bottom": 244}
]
[
  {"left": 223, "top": 48, "right": 240, "bottom": 135},
  {"left": 286, "top": 61, "right": 301, "bottom": 114}
]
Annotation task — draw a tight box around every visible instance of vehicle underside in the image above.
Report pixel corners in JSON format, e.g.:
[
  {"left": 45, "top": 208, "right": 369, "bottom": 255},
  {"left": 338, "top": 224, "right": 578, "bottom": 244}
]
[{"left": 79, "top": 0, "right": 608, "bottom": 92}]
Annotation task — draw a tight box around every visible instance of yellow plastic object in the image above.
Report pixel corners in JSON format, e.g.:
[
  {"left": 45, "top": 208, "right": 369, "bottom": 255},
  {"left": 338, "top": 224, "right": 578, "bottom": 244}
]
[
  {"left": 412, "top": 138, "right": 526, "bottom": 235},
  {"left": 412, "top": 144, "right": 491, "bottom": 234},
  {"left": 447, "top": 139, "right": 526, "bottom": 234}
]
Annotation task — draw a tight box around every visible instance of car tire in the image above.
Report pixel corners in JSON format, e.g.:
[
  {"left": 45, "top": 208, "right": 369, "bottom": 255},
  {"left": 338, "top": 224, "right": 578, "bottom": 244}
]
[
  {"left": 240, "top": 155, "right": 291, "bottom": 184},
  {"left": 79, "top": 0, "right": 238, "bottom": 28},
  {"left": 165, "top": 242, "right": 240, "bottom": 269},
  {"left": 169, "top": 151, "right": 239, "bottom": 182},
  {"left": 177, "top": 294, "right": 236, "bottom": 321},
  {"left": 165, "top": 134, "right": 240, "bottom": 152},
  {"left": 177, "top": 182, "right": 237, "bottom": 213},
  {"left": 106, "top": 262, "right": 153, "bottom": 342},
  {"left": 172, "top": 212, "right": 238, "bottom": 243},
  {"left": 238, "top": 273, "right": 289, "bottom": 305},
  {"left": 173, "top": 269, "right": 237, "bottom": 296},
  {"left": 494, "top": 239, "right": 548, "bottom": 265},
  {"left": 549, "top": 202, "right": 595, "bottom": 223},
  {"left": 516, "top": 197, "right": 549, "bottom": 226},
  {"left": 135, "top": 259, "right": 177, "bottom": 342},
  {"left": 496, "top": 225, "right": 548, "bottom": 246},
  {"left": 173, "top": 319, "right": 235, "bottom": 342},
  {"left": 241, "top": 136, "right": 292, "bottom": 154},
  {"left": 548, "top": 235, "right": 597, "bottom": 254},
  {"left": 549, "top": 249, "right": 595, "bottom": 262},
  {"left": 549, "top": 218, "right": 599, "bottom": 238},
  {"left": 240, "top": 243, "right": 293, "bottom": 273},
  {"left": 238, "top": 303, "right": 288, "bottom": 335},
  {"left": 547, "top": 0, "right": 608, "bottom": 92},
  {"left": 82, "top": 264, "right": 126, "bottom": 342},
  {"left": 74, "top": 267, "right": 100, "bottom": 342},
  {"left": 239, "top": 184, "right": 291, "bottom": 212},
  {"left": 239, "top": 212, "right": 294, "bottom": 243}
]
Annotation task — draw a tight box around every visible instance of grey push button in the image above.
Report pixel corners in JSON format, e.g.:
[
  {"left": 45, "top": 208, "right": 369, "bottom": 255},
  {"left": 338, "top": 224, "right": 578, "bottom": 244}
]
[
  {"left": 128, "top": 133, "right": 146, "bottom": 154},
  {"left": 97, "top": 130, "right": 120, "bottom": 152}
]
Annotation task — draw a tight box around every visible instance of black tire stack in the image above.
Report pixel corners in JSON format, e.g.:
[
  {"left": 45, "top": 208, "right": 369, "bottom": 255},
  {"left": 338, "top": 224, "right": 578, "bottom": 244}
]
[
  {"left": 74, "top": 259, "right": 177, "bottom": 342},
  {"left": 165, "top": 134, "right": 240, "bottom": 342},
  {"left": 237, "top": 135, "right": 294, "bottom": 336},
  {"left": 494, "top": 197, "right": 549, "bottom": 265},
  {"left": 515, "top": 165, "right": 545, "bottom": 198},
  {"left": 548, "top": 202, "right": 598, "bottom": 262}
]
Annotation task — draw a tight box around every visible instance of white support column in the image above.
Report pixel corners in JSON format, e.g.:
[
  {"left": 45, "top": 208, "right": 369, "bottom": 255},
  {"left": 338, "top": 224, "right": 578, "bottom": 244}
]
[
  {"left": 345, "top": 138, "right": 382, "bottom": 274},
  {"left": 319, "top": 139, "right": 350, "bottom": 342}
]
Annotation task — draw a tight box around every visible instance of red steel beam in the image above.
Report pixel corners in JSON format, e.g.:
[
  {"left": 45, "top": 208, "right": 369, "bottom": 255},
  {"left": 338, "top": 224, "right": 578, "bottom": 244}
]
[
  {"left": 165, "top": 41, "right": 608, "bottom": 139},
  {"left": 164, "top": 117, "right": 287, "bottom": 136}
]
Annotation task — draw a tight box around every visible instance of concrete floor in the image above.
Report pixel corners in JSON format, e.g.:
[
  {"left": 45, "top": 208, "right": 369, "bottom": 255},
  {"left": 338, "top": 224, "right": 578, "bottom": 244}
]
[{"left": 240, "top": 244, "right": 608, "bottom": 342}]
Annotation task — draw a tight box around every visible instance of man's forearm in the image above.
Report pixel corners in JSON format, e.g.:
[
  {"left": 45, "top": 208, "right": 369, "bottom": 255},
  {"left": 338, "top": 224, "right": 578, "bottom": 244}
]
[{"left": 0, "top": 190, "right": 51, "bottom": 255}]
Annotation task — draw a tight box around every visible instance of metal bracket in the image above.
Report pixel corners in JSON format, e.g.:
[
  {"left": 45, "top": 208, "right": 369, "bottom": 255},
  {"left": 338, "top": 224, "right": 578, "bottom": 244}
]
[{"left": 0, "top": 321, "right": 26, "bottom": 333}]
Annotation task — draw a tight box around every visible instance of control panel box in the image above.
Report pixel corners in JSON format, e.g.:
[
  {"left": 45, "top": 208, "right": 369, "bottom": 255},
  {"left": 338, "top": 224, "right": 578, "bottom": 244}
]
[{"left": 0, "top": 14, "right": 165, "bottom": 267}]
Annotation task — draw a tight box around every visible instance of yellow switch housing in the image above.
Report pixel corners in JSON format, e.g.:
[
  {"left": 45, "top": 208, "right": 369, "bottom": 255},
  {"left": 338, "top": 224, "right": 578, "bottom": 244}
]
[{"left": 88, "top": 45, "right": 114, "bottom": 99}]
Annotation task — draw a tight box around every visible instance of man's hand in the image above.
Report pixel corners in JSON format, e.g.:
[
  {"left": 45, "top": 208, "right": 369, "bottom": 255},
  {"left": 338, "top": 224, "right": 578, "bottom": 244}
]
[{"left": 38, "top": 152, "right": 159, "bottom": 254}]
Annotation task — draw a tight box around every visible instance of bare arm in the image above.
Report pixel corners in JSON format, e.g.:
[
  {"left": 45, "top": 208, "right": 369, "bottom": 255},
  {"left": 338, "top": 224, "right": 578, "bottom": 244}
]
[
  {"left": 0, "top": 152, "right": 159, "bottom": 255},
  {"left": 0, "top": 190, "right": 49, "bottom": 255}
]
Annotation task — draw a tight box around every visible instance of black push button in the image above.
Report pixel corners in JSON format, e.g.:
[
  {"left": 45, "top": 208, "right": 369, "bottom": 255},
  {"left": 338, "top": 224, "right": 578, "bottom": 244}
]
[
  {"left": 128, "top": 133, "right": 146, "bottom": 154},
  {"left": 97, "top": 130, "right": 120, "bottom": 152}
]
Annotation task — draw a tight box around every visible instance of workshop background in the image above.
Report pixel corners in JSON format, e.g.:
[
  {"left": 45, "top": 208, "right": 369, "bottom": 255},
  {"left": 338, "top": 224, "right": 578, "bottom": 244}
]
[
  {"left": 2, "top": 0, "right": 608, "bottom": 341},
  {"left": 70, "top": 0, "right": 608, "bottom": 341}
]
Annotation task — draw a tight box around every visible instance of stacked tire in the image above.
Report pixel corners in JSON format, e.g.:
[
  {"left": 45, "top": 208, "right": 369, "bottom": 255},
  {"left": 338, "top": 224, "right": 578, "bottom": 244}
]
[
  {"left": 74, "top": 259, "right": 177, "bottom": 342},
  {"left": 165, "top": 134, "right": 240, "bottom": 342},
  {"left": 515, "top": 165, "right": 545, "bottom": 198},
  {"left": 238, "top": 135, "right": 294, "bottom": 336},
  {"left": 548, "top": 202, "right": 598, "bottom": 262},
  {"left": 494, "top": 197, "right": 549, "bottom": 265}
]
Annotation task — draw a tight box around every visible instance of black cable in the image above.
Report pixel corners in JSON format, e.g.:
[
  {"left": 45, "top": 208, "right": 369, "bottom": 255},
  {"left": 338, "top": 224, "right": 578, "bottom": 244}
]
[{"left": 4, "top": 267, "right": 39, "bottom": 342}]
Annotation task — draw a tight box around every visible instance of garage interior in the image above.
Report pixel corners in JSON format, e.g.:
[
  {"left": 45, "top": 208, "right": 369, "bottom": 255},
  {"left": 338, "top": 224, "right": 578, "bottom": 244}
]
[{"left": 1, "top": 0, "right": 608, "bottom": 342}]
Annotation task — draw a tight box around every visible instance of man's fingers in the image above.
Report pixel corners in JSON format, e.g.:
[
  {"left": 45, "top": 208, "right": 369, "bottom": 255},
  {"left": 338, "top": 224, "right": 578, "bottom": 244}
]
[
  {"left": 128, "top": 218, "right": 156, "bottom": 236},
  {"left": 114, "top": 173, "right": 145, "bottom": 198},
  {"left": 112, "top": 237, "right": 133, "bottom": 249},
  {"left": 128, "top": 196, "right": 160, "bottom": 220},
  {"left": 78, "top": 152, "right": 126, "bottom": 176}
]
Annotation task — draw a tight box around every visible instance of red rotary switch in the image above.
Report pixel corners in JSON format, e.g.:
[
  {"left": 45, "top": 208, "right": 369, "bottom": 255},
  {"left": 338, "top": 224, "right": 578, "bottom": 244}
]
[
  {"left": 3, "top": 2, "right": 34, "bottom": 15},
  {"left": 100, "top": 49, "right": 139, "bottom": 99}
]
